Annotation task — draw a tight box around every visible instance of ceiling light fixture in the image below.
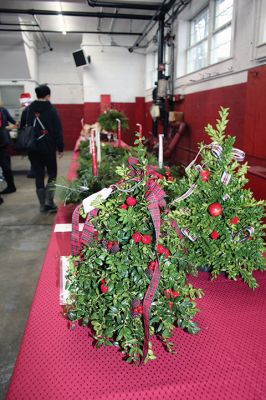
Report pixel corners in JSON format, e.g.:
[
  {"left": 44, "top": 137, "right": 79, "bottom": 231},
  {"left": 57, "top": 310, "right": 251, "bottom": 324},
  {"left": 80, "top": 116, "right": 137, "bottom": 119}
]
[{"left": 57, "top": 1, "right": 67, "bottom": 35}]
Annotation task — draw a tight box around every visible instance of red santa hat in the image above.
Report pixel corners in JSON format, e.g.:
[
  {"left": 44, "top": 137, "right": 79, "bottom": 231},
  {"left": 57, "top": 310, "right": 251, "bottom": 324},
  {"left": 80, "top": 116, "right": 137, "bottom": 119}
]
[{"left": 20, "top": 92, "right": 32, "bottom": 105}]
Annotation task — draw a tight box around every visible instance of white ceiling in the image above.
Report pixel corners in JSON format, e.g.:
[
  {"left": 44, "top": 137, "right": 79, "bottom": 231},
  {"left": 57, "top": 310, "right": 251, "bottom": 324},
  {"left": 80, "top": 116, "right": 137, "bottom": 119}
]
[{"left": 0, "top": 0, "right": 167, "bottom": 47}]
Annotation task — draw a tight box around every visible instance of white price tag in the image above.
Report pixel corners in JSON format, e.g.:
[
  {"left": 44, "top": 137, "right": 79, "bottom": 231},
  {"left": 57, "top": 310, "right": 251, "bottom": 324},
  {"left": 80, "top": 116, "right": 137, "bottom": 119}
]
[
  {"left": 82, "top": 187, "right": 113, "bottom": 214},
  {"left": 60, "top": 256, "right": 70, "bottom": 305},
  {"left": 54, "top": 223, "right": 84, "bottom": 232}
]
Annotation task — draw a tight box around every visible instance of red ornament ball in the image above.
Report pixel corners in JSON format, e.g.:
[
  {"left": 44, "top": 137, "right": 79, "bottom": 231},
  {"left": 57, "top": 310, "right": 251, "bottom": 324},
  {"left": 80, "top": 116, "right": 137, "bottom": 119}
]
[
  {"left": 141, "top": 234, "right": 152, "bottom": 245},
  {"left": 126, "top": 197, "right": 137, "bottom": 206},
  {"left": 171, "top": 291, "right": 179, "bottom": 298},
  {"left": 137, "top": 305, "right": 143, "bottom": 314},
  {"left": 107, "top": 241, "right": 113, "bottom": 250},
  {"left": 157, "top": 244, "right": 166, "bottom": 254},
  {"left": 132, "top": 232, "right": 142, "bottom": 243},
  {"left": 148, "top": 261, "right": 156, "bottom": 271},
  {"left": 164, "top": 289, "right": 172, "bottom": 299},
  {"left": 157, "top": 244, "right": 169, "bottom": 258},
  {"left": 200, "top": 170, "right": 210, "bottom": 182},
  {"left": 210, "top": 230, "right": 220, "bottom": 240},
  {"left": 100, "top": 284, "right": 108, "bottom": 294},
  {"left": 208, "top": 202, "right": 223, "bottom": 217},
  {"left": 119, "top": 204, "right": 128, "bottom": 210},
  {"left": 163, "top": 248, "right": 169, "bottom": 258},
  {"left": 230, "top": 216, "right": 239, "bottom": 225}
]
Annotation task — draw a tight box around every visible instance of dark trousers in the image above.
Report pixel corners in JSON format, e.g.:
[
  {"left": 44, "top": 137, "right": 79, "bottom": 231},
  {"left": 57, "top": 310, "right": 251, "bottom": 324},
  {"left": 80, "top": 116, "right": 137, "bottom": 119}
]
[
  {"left": 29, "top": 151, "right": 57, "bottom": 189},
  {"left": 0, "top": 146, "right": 15, "bottom": 188}
]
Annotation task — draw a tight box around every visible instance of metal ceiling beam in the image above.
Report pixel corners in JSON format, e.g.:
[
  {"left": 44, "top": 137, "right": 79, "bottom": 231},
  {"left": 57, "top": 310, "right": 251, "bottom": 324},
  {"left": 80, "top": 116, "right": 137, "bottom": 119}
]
[
  {"left": 87, "top": 0, "right": 161, "bottom": 11},
  {"left": 0, "top": 8, "right": 152, "bottom": 20},
  {"left": 0, "top": 22, "right": 38, "bottom": 27},
  {"left": 0, "top": 28, "right": 142, "bottom": 35}
]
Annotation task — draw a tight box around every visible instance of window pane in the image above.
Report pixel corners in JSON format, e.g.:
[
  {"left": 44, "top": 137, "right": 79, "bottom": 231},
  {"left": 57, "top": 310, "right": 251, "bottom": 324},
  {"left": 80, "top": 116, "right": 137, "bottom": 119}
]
[
  {"left": 187, "top": 40, "right": 208, "bottom": 73},
  {"left": 164, "top": 45, "right": 170, "bottom": 76},
  {"left": 259, "top": 5, "right": 266, "bottom": 44},
  {"left": 215, "top": 0, "right": 233, "bottom": 29},
  {"left": 190, "top": 8, "right": 209, "bottom": 46},
  {"left": 211, "top": 25, "right": 231, "bottom": 63}
]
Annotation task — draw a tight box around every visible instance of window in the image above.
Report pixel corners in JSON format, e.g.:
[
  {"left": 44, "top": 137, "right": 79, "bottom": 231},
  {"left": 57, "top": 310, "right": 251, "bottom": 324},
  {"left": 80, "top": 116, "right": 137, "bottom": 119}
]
[
  {"left": 187, "top": 8, "right": 209, "bottom": 73},
  {"left": 187, "top": 0, "right": 234, "bottom": 73},
  {"left": 0, "top": 85, "right": 24, "bottom": 119},
  {"left": 257, "top": 0, "right": 266, "bottom": 45}
]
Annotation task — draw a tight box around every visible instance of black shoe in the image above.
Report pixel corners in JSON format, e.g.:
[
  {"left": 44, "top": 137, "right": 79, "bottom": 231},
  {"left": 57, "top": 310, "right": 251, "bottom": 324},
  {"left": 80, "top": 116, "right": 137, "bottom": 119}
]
[
  {"left": 45, "top": 204, "right": 57, "bottom": 213},
  {"left": 0, "top": 186, "right": 16, "bottom": 194},
  {"left": 0, "top": 196, "right": 3, "bottom": 205}
]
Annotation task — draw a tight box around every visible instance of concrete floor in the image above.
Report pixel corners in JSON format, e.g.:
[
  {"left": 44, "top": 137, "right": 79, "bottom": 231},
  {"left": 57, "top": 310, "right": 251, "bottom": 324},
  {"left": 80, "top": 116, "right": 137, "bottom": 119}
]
[{"left": 0, "top": 152, "right": 72, "bottom": 399}]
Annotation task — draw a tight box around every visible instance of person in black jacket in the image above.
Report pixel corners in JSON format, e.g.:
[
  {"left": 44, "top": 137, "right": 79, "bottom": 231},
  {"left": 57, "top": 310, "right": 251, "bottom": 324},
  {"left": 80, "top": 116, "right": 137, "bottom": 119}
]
[
  {"left": 20, "top": 85, "right": 64, "bottom": 212},
  {"left": 0, "top": 105, "right": 17, "bottom": 194}
]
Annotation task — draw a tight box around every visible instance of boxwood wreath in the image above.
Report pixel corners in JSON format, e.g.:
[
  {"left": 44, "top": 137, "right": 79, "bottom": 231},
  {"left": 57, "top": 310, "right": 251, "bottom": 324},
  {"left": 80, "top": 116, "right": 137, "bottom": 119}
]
[
  {"left": 65, "top": 140, "right": 203, "bottom": 364},
  {"left": 97, "top": 109, "right": 128, "bottom": 132}
]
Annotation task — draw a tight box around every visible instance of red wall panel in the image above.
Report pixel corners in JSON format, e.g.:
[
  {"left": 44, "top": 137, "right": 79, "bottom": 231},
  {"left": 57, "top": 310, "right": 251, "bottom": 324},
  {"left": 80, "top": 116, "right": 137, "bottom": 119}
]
[
  {"left": 111, "top": 98, "right": 145, "bottom": 146},
  {"left": 84, "top": 102, "right": 101, "bottom": 126},
  {"left": 54, "top": 104, "right": 84, "bottom": 151},
  {"left": 243, "top": 65, "right": 266, "bottom": 165},
  {"left": 100, "top": 95, "right": 111, "bottom": 113}
]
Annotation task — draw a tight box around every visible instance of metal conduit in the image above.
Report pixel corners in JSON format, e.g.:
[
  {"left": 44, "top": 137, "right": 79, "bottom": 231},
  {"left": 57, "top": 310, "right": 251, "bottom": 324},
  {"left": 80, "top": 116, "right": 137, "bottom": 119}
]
[
  {"left": 0, "top": 28, "right": 142, "bottom": 35},
  {"left": 0, "top": 8, "right": 153, "bottom": 20},
  {"left": 87, "top": 0, "right": 160, "bottom": 11}
]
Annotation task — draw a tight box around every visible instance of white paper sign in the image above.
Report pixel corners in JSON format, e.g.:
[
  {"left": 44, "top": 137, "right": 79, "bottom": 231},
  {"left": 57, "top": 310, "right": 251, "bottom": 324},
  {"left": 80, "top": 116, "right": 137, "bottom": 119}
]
[
  {"left": 60, "top": 256, "right": 70, "bottom": 305},
  {"left": 82, "top": 187, "right": 113, "bottom": 214},
  {"left": 158, "top": 134, "right": 164, "bottom": 169},
  {"left": 54, "top": 223, "right": 84, "bottom": 232}
]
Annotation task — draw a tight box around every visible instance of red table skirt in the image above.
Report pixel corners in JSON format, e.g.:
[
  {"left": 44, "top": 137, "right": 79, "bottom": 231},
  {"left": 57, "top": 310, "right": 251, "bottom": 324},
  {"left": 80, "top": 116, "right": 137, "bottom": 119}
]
[{"left": 6, "top": 156, "right": 266, "bottom": 400}]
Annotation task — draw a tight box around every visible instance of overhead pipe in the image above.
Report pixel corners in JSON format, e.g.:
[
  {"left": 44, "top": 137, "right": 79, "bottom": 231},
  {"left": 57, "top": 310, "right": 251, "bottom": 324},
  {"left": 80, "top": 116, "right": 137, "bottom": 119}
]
[
  {"left": 87, "top": 0, "right": 160, "bottom": 11},
  {"left": 33, "top": 15, "right": 52, "bottom": 51},
  {"left": 0, "top": 8, "right": 152, "bottom": 20},
  {"left": 165, "top": 0, "right": 192, "bottom": 25},
  {"left": 0, "top": 22, "right": 38, "bottom": 26},
  {"left": 0, "top": 28, "right": 142, "bottom": 35},
  {"left": 128, "top": 0, "right": 175, "bottom": 52},
  {"left": 157, "top": 15, "right": 165, "bottom": 81}
]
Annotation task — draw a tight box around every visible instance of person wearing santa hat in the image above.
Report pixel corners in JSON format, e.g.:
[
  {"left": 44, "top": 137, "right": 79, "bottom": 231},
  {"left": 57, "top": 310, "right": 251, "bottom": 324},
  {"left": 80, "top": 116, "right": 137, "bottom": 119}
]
[{"left": 20, "top": 92, "right": 32, "bottom": 108}]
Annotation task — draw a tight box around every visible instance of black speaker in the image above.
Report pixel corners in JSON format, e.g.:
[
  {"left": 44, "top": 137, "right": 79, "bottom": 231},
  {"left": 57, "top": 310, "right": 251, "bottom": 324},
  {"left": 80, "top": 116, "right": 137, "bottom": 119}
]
[{"left": 72, "top": 49, "right": 88, "bottom": 67}]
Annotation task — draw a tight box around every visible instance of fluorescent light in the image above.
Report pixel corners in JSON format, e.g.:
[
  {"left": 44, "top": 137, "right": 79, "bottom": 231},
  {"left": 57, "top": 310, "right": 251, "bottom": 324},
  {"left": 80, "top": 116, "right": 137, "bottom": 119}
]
[{"left": 57, "top": 3, "right": 67, "bottom": 35}]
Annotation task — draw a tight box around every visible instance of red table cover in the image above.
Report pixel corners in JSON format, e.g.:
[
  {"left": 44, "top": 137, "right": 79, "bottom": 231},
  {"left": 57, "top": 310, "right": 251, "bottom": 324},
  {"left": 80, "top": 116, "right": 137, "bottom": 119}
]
[{"left": 6, "top": 154, "right": 266, "bottom": 400}]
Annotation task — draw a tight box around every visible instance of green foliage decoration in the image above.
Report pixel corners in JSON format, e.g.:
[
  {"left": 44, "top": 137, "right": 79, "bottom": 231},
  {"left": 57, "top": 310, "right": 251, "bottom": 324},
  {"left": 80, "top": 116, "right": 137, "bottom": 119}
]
[
  {"left": 65, "top": 139, "right": 203, "bottom": 364},
  {"left": 169, "top": 107, "right": 266, "bottom": 288},
  {"left": 57, "top": 139, "right": 179, "bottom": 204},
  {"left": 98, "top": 109, "right": 128, "bottom": 132}
]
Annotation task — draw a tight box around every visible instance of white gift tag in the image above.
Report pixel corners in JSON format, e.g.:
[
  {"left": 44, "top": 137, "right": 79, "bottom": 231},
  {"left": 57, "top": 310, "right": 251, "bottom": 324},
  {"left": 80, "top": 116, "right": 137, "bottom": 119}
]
[
  {"left": 60, "top": 256, "right": 70, "bottom": 305},
  {"left": 82, "top": 187, "right": 113, "bottom": 214},
  {"left": 54, "top": 223, "right": 84, "bottom": 232}
]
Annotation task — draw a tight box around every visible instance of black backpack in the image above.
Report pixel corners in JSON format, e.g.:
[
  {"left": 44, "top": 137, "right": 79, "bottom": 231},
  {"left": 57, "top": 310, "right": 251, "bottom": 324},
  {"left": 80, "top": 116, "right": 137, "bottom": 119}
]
[{"left": 16, "top": 110, "right": 48, "bottom": 153}]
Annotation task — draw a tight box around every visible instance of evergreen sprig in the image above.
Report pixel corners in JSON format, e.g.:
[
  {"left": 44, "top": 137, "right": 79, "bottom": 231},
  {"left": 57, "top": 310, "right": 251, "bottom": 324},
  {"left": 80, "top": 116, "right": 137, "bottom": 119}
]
[{"left": 170, "top": 107, "right": 266, "bottom": 288}]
